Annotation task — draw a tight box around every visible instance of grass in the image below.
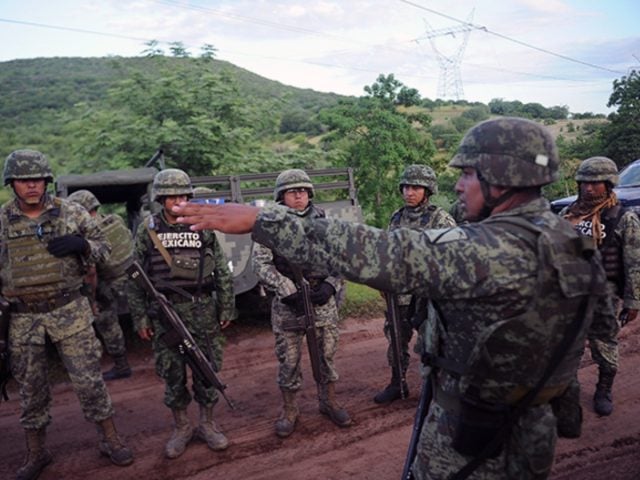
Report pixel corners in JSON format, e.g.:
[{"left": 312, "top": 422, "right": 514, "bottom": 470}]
[{"left": 339, "top": 281, "right": 385, "bottom": 319}]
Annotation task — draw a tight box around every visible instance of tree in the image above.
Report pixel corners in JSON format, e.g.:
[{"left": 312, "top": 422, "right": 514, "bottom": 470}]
[
  {"left": 141, "top": 40, "right": 164, "bottom": 57},
  {"left": 320, "top": 84, "right": 435, "bottom": 227},
  {"left": 363, "top": 74, "right": 421, "bottom": 107},
  {"left": 65, "top": 60, "right": 252, "bottom": 175},
  {"left": 603, "top": 70, "right": 640, "bottom": 167},
  {"left": 200, "top": 44, "right": 218, "bottom": 60},
  {"left": 169, "top": 41, "right": 191, "bottom": 58}
]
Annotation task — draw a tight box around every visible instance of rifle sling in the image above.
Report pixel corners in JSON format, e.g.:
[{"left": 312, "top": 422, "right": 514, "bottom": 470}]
[{"left": 146, "top": 223, "right": 174, "bottom": 267}]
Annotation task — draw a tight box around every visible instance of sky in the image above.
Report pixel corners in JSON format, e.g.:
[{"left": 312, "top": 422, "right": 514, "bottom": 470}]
[{"left": 1, "top": 0, "right": 639, "bottom": 115}]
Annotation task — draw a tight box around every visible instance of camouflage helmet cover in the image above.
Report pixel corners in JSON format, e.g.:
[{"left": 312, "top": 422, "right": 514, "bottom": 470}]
[
  {"left": 575, "top": 156, "right": 619, "bottom": 186},
  {"left": 152, "top": 168, "right": 193, "bottom": 201},
  {"left": 399, "top": 164, "right": 438, "bottom": 195},
  {"left": 274, "top": 168, "right": 315, "bottom": 201},
  {"left": 67, "top": 189, "right": 101, "bottom": 212},
  {"left": 3, "top": 149, "right": 54, "bottom": 185},
  {"left": 449, "top": 117, "right": 559, "bottom": 187}
]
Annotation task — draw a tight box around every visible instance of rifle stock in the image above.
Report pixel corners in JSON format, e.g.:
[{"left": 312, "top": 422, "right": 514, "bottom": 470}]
[
  {"left": 293, "top": 268, "right": 324, "bottom": 385},
  {"left": 127, "top": 261, "right": 235, "bottom": 409},
  {"left": 385, "top": 293, "right": 406, "bottom": 399},
  {"left": 401, "top": 378, "right": 433, "bottom": 480}
]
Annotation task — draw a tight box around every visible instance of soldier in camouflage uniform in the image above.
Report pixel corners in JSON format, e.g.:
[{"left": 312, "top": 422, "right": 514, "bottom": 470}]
[
  {"left": 173, "top": 117, "right": 610, "bottom": 480},
  {"left": 0, "top": 150, "right": 133, "bottom": 480},
  {"left": 68, "top": 189, "right": 134, "bottom": 381},
  {"left": 559, "top": 157, "right": 640, "bottom": 417},
  {"left": 127, "top": 168, "right": 235, "bottom": 459},
  {"left": 374, "top": 164, "right": 456, "bottom": 404},
  {"left": 251, "top": 169, "right": 351, "bottom": 438}
]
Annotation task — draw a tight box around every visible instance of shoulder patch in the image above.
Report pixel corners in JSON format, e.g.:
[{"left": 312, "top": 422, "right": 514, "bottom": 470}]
[{"left": 423, "top": 226, "right": 468, "bottom": 243}]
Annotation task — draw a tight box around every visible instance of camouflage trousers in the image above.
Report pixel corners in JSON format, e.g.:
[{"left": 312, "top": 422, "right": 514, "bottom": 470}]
[
  {"left": 383, "top": 304, "right": 414, "bottom": 374},
  {"left": 94, "top": 276, "right": 128, "bottom": 357},
  {"left": 150, "top": 296, "right": 224, "bottom": 409},
  {"left": 271, "top": 296, "right": 341, "bottom": 391},
  {"left": 412, "top": 402, "right": 556, "bottom": 480},
  {"left": 9, "top": 297, "right": 114, "bottom": 429},
  {"left": 587, "top": 286, "right": 620, "bottom": 375}
]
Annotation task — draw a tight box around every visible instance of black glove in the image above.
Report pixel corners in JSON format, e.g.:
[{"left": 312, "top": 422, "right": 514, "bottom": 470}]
[
  {"left": 310, "top": 281, "right": 335, "bottom": 306},
  {"left": 47, "top": 234, "right": 89, "bottom": 257},
  {"left": 281, "top": 292, "right": 304, "bottom": 315}
]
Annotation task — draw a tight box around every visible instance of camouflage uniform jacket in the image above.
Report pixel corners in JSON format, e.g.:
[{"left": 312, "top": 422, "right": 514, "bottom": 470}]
[
  {"left": 252, "top": 197, "right": 605, "bottom": 400},
  {"left": 388, "top": 202, "right": 456, "bottom": 306},
  {"left": 128, "top": 212, "right": 235, "bottom": 332},
  {"left": 0, "top": 194, "right": 110, "bottom": 340},
  {"left": 252, "top": 204, "right": 341, "bottom": 328},
  {"left": 560, "top": 204, "right": 640, "bottom": 310}
]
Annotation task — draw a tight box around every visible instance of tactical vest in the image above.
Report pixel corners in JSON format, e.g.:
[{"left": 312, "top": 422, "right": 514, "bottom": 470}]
[
  {"left": 389, "top": 203, "right": 438, "bottom": 230},
  {"left": 1, "top": 201, "right": 83, "bottom": 300},
  {"left": 273, "top": 204, "right": 329, "bottom": 286},
  {"left": 599, "top": 205, "right": 625, "bottom": 296},
  {"left": 97, "top": 213, "right": 133, "bottom": 279},
  {"left": 431, "top": 215, "right": 599, "bottom": 406},
  {"left": 145, "top": 215, "right": 215, "bottom": 295}
]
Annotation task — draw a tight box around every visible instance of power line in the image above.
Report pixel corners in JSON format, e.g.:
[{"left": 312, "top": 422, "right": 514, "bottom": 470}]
[
  {"left": 398, "top": 0, "right": 626, "bottom": 75},
  {"left": 0, "top": 17, "right": 150, "bottom": 43}
]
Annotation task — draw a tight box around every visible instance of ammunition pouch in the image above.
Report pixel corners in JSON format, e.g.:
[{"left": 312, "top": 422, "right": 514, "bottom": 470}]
[
  {"left": 160, "top": 329, "right": 184, "bottom": 349},
  {"left": 170, "top": 252, "right": 214, "bottom": 281},
  {"left": 281, "top": 316, "right": 305, "bottom": 333},
  {"left": 451, "top": 395, "right": 509, "bottom": 458}
]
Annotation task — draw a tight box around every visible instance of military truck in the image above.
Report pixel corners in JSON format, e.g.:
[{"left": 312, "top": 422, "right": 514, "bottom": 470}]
[{"left": 55, "top": 162, "right": 362, "bottom": 316}]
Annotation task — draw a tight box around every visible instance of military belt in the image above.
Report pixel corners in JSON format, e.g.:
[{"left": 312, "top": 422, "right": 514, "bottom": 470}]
[
  {"left": 434, "top": 383, "right": 567, "bottom": 414},
  {"left": 162, "top": 290, "right": 213, "bottom": 304},
  {"left": 10, "top": 289, "right": 83, "bottom": 314}
]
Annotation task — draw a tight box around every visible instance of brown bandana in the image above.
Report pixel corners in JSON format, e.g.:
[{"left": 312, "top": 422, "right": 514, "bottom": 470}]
[{"left": 563, "top": 191, "right": 618, "bottom": 246}]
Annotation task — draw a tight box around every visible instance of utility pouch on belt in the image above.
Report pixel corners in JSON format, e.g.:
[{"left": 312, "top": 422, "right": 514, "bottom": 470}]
[
  {"left": 170, "top": 253, "right": 214, "bottom": 280},
  {"left": 452, "top": 395, "right": 509, "bottom": 458},
  {"left": 281, "top": 316, "right": 305, "bottom": 333}
]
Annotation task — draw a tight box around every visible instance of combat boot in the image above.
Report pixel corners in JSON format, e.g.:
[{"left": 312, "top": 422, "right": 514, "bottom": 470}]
[
  {"left": 102, "top": 354, "right": 132, "bottom": 381},
  {"left": 373, "top": 369, "right": 409, "bottom": 404},
  {"left": 164, "top": 408, "right": 194, "bottom": 459},
  {"left": 96, "top": 417, "right": 134, "bottom": 466},
  {"left": 318, "top": 382, "right": 352, "bottom": 428},
  {"left": 593, "top": 370, "right": 615, "bottom": 416},
  {"left": 275, "top": 390, "right": 299, "bottom": 438},
  {"left": 16, "top": 428, "right": 52, "bottom": 480},
  {"left": 196, "top": 404, "right": 229, "bottom": 451}
]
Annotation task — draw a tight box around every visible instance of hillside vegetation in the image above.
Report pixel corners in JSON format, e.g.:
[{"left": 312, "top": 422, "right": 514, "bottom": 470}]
[{"left": 1, "top": 56, "right": 637, "bottom": 224}]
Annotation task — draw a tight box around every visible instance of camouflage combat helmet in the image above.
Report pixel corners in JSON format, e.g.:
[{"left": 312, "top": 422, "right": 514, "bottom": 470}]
[
  {"left": 575, "top": 156, "right": 619, "bottom": 187},
  {"left": 274, "top": 168, "right": 314, "bottom": 201},
  {"left": 449, "top": 117, "right": 559, "bottom": 187},
  {"left": 151, "top": 168, "right": 193, "bottom": 202},
  {"left": 399, "top": 164, "right": 438, "bottom": 195},
  {"left": 3, "top": 149, "right": 54, "bottom": 185},
  {"left": 68, "top": 189, "right": 101, "bottom": 212}
]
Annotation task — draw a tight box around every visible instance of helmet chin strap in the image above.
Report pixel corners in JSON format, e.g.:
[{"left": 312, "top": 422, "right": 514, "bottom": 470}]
[{"left": 477, "top": 172, "right": 516, "bottom": 221}]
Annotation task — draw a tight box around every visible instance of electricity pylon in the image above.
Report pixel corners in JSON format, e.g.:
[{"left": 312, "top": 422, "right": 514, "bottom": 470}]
[{"left": 415, "top": 10, "right": 477, "bottom": 100}]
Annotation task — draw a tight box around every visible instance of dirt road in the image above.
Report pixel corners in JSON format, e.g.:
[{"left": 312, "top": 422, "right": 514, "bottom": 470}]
[{"left": 1, "top": 316, "right": 639, "bottom": 480}]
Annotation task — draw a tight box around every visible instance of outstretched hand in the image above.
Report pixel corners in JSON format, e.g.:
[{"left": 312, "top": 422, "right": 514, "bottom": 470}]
[{"left": 173, "top": 202, "right": 259, "bottom": 233}]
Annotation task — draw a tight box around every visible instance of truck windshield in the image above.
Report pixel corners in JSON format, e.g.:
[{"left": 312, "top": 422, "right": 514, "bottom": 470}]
[{"left": 618, "top": 162, "right": 640, "bottom": 187}]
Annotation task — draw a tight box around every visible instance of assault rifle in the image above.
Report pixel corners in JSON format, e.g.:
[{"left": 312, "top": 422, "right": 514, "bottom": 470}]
[
  {"left": 0, "top": 296, "right": 11, "bottom": 402},
  {"left": 127, "top": 261, "right": 235, "bottom": 409},
  {"left": 401, "top": 378, "right": 433, "bottom": 480},
  {"left": 385, "top": 293, "right": 406, "bottom": 400},
  {"left": 292, "top": 268, "right": 324, "bottom": 385}
]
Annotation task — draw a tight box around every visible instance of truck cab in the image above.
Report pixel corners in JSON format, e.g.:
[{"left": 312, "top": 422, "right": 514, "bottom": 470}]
[{"left": 56, "top": 165, "right": 362, "bottom": 316}]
